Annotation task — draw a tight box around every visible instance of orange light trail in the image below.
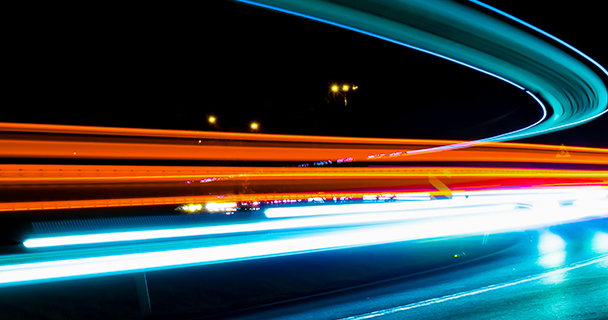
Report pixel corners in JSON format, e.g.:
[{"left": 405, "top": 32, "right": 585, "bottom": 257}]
[
  {"left": 1, "top": 165, "right": 608, "bottom": 183},
  {"left": 1, "top": 123, "right": 608, "bottom": 212},
  {"left": 1, "top": 183, "right": 606, "bottom": 213}
]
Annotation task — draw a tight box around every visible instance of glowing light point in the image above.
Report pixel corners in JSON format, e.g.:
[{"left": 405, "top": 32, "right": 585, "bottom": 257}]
[
  {"left": 250, "top": 122, "right": 259, "bottom": 130},
  {"left": 342, "top": 85, "right": 349, "bottom": 91},
  {"left": 331, "top": 85, "right": 339, "bottom": 92},
  {"left": 208, "top": 116, "right": 216, "bottom": 124}
]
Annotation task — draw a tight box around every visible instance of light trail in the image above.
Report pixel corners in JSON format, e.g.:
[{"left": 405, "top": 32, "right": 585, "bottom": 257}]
[
  {"left": 1, "top": 136, "right": 608, "bottom": 166},
  {"left": 2, "top": 189, "right": 607, "bottom": 287},
  {"left": 236, "top": 0, "right": 607, "bottom": 151},
  {"left": 1, "top": 166, "right": 607, "bottom": 212},
  {"left": 265, "top": 186, "right": 608, "bottom": 218},
  {"left": 23, "top": 204, "right": 517, "bottom": 248},
  {"left": 2, "top": 166, "right": 608, "bottom": 182},
  {"left": 1, "top": 1, "right": 607, "bottom": 293}
]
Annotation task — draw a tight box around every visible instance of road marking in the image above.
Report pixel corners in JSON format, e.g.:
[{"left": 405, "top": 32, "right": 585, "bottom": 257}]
[
  {"left": 428, "top": 176, "right": 451, "bottom": 198},
  {"left": 338, "top": 253, "right": 608, "bottom": 319}
]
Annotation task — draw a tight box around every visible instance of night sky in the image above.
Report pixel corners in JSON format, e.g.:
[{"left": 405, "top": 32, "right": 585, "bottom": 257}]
[{"left": 5, "top": 1, "right": 607, "bottom": 147}]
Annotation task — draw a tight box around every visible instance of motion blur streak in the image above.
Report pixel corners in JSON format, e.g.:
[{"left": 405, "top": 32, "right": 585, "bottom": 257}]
[
  {"left": 24, "top": 204, "right": 516, "bottom": 248},
  {"left": 1, "top": 167, "right": 607, "bottom": 212},
  {"left": 3, "top": 166, "right": 608, "bottom": 182},
  {"left": 3, "top": 192, "right": 608, "bottom": 287},
  {"left": 470, "top": 0, "right": 608, "bottom": 78},
  {"left": 237, "top": 0, "right": 607, "bottom": 146},
  {"left": 265, "top": 186, "right": 608, "bottom": 219},
  {"left": 24, "top": 186, "right": 607, "bottom": 248},
  {"left": 2, "top": 123, "right": 608, "bottom": 166}
]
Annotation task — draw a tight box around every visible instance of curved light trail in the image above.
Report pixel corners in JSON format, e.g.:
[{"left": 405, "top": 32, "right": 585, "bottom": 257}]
[
  {"left": 235, "top": 0, "right": 607, "bottom": 151},
  {"left": 0, "top": 1, "right": 607, "bottom": 291}
]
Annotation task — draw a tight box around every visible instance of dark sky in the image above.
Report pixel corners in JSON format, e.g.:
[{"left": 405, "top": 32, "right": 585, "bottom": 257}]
[{"left": 5, "top": 1, "right": 607, "bottom": 147}]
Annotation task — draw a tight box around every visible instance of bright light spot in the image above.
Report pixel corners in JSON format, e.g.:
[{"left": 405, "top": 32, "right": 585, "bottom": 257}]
[
  {"left": 208, "top": 116, "right": 216, "bottom": 124},
  {"left": 353, "top": 85, "right": 358, "bottom": 90},
  {"left": 206, "top": 202, "right": 238, "bottom": 212},
  {"left": 342, "top": 85, "right": 349, "bottom": 91},
  {"left": 188, "top": 204, "right": 197, "bottom": 212},
  {"left": 537, "top": 231, "right": 566, "bottom": 270},
  {"left": 538, "top": 231, "right": 567, "bottom": 254},
  {"left": 331, "top": 85, "right": 339, "bottom": 92},
  {"left": 250, "top": 122, "right": 259, "bottom": 130},
  {"left": 591, "top": 232, "right": 608, "bottom": 254}
]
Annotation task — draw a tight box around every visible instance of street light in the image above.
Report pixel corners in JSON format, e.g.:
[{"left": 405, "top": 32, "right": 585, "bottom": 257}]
[
  {"left": 250, "top": 122, "right": 259, "bottom": 130},
  {"left": 329, "top": 83, "right": 357, "bottom": 106},
  {"left": 208, "top": 116, "right": 216, "bottom": 124}
]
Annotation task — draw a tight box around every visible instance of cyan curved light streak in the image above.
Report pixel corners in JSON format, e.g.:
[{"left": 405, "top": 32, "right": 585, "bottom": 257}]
[{"left": 235, "top": 0, "right": 607, "bottom": 148}]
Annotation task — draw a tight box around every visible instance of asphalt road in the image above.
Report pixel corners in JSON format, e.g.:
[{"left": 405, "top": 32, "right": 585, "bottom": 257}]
[{"left": 214, "top": 221, "right": 608, "bottom": 320}]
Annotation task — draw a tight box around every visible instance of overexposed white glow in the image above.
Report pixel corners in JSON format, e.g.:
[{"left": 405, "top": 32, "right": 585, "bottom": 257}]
[
  {"left": 266, "top": 187, "right": 607, "bottom": 219},
  {"left": 10, "top": 201, "right": 608, "bottom": 286},
  {"left": 591, "top": 231, "right": 608, "bottom": 254},
  {"left": 536, "top": 231, "right": 567, "bottom": 275},
  {"left": 206, "top": 202, "right": 237, "bottom": 212},
  {"left": 24, "top": 204, "right": 515, "bottom": 248}
]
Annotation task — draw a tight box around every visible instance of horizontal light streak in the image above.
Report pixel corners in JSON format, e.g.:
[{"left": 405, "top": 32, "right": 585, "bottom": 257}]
[
  {"left": 265, "top": 186, "right": 608, "bottom": 218},
  {"left": 2, "top": 123, "right": 608, "bottom": 154},
  {"left": 2, "top": 183, "right": 607, "bottom": 213},
  {"left": 2, "top": 166, "right": 608, "bottom": 182},
  {"left": 0, "top": 122, "right": 461, "bottom": 145},
  {"left": 4, "top": 198, "right": 608, "bottom": 287},
  {"left": 24, "top": 204, "right": 516, "bottom": 249},
  {"left": 265, "top": 200, "right": 506, "bottom": 219}
]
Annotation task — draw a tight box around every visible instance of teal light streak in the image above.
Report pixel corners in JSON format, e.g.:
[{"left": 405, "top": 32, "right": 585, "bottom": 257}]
[
  {"left": 235, "top": 0, "right": 607, "bottom": 144},
  {"left": 469, "top": 0, "right": 608, "bottom": 131},
  {"left": 470, "top": 0, "right": 608, "bottom": 78}
]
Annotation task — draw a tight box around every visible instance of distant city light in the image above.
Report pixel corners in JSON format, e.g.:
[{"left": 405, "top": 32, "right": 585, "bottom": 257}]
[
  {"left": 182, "top": 204, "right": 202, "bottom": 213},
  {"left": 331, "top": 85, "right": 339, "bottom": 92},
  {"left": 250, "top": 122, "right": 259, "bottom": 130},
  {"left": 342, "top": 85, "right": 349, "bottom": 91},
  {"left": 208, "top": 116, "right": 216, "bottom": 124},
  {"left": 206, "top": 202, "right": 238, "bottom": 212}
]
